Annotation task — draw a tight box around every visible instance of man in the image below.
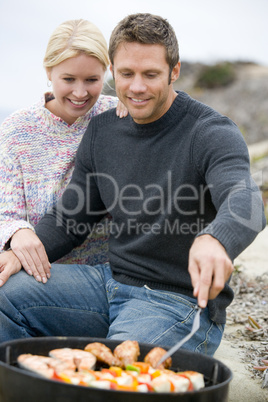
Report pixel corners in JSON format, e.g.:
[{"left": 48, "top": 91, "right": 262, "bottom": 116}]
[{"left": 0, "top": 13, "right": 265, "bottom": 355}]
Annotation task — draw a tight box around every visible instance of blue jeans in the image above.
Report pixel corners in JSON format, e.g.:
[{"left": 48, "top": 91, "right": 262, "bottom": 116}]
[{"left": 0, "top": 263, "right": 224, "bottom": 356}]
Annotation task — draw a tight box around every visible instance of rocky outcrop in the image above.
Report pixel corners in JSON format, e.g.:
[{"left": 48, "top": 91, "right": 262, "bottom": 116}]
[{"left": 176, "top": 62, "right": 268, "bottom": 146}]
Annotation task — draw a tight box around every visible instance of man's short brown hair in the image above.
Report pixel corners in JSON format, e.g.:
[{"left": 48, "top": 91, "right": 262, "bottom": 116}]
[{"left": 109, "top": 13, "right": 179, "bottom": 75}]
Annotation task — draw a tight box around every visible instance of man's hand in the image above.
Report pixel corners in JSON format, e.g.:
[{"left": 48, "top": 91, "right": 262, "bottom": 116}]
[
  {"left": 10, "top": 229, "right": 51, "bottom": 283},
  {"left": 0, "top": 250, "right": 22, "bottom": 287},
  {"left": 188, "top": 234, "right": 234, "bottom": 308}
]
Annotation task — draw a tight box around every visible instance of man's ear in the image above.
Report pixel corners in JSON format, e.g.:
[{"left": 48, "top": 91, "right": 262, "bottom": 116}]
[
  {"left": 109, "top": 63, "right": 114, "bottom": 78},
  {"left": 170, "top": 62, "right": 181, "bottom": 83}
]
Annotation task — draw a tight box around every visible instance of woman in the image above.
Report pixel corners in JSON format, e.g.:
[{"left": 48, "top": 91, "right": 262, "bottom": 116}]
[{"left": 0, "top": 19, "right": 126, "bottom": 285}]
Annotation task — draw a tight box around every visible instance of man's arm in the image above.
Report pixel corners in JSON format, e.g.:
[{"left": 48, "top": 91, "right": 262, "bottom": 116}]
[
  {"left": 37, "top": 121, "right": 107, "bottom": 259},
  {"left": 12, "top": 122, "right": 107, "bottom": 273},
  {"left": 188, "top": 117, "right": 266, "bottom": 307},
  {"left": 194, "top": 117, "right": 266, "bottom": 259}
]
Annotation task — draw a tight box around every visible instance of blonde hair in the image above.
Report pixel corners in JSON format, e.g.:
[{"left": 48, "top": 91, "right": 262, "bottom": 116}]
[{"left": 43, "top": 19, "right": 109, "bottom": 70}]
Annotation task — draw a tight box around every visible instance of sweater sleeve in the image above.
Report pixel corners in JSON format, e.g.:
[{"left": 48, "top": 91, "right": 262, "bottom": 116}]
[
  {"left": 192, "top": 116, "right": 266, "bottom": 260},
  {"left": 35, "top": 120, "right": 107, "bottom": 262},
  {"left": 0, "top": 128, "right": 34, "bottom": 251}
]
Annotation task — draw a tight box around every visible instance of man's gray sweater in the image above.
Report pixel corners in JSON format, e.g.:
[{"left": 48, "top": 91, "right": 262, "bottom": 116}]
[{"left": 36, "top": 91, "right": 266, "bottom": 323}]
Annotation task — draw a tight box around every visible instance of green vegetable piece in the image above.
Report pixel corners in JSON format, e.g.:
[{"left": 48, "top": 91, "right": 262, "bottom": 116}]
[{"left": 126, "top": 364, "right": 140, "bottom": 373}]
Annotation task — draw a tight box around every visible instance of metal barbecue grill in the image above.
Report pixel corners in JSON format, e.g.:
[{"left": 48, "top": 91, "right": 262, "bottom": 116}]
[{"left": 0, "top": 337, "right": 232, "bottom": 402}]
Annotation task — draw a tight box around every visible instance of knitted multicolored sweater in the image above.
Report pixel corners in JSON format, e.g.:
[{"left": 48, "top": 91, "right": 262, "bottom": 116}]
[{"left": 0, "top": 92, "right": 118, "bottom": 264}]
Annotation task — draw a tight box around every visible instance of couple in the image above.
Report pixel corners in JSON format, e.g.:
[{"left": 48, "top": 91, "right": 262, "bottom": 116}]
[{"left": 0, "top": 13, "right": 265, "bottom": 355}]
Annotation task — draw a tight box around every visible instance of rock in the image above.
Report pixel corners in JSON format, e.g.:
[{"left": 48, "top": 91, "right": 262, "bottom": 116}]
[{"left": 176, "top": 62, "right": 268, "bottom": 145}]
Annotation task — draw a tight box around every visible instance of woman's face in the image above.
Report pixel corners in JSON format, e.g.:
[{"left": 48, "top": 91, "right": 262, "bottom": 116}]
[{"left": 46, "top": 53, "right": 106, "bottom": 125}]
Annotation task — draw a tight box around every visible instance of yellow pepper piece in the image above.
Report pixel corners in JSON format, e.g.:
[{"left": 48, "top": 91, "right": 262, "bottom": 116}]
[
  {"left": 57, "top": 372, "right": 72, "bottom": 383},
  {"left": 151, "top": 369, "right": 161, "bottom": 379},
  {"left": 109, "top": 366, "right": 122, "bottom": 377}
]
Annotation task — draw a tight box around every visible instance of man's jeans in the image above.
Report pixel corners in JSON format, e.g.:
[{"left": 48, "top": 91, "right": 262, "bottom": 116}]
[{"left": 0, "top": 263, "right": 224, "bottom": 356}]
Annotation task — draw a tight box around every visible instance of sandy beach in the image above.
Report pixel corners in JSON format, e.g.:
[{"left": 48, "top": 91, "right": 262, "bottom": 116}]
[{"left": 215, "top": 225, "right": 268, "bottom": 402}]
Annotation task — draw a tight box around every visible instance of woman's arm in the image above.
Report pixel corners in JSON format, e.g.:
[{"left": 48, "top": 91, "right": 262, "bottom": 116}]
[
  {"left": 0, "top": 250, "right": 22, "bottom": 287},
  {"left": 116, "top": 100, "right": 128, "bottom": 118},
  {"left": 0, "top": 147, "right": 34, "bottom": 252},
  {"left": 10, "top": 229, "right": 51, "bottom": 283}
]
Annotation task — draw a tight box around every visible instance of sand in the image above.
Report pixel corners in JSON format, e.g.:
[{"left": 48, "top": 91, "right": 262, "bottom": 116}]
[{"left": 214, "top": 226, "right": 268, "bottom": 402}]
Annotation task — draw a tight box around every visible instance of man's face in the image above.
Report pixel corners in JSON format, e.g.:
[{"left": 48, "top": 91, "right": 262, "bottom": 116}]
[{"left": 111, "top": 42, "right": 180, "bottom": 124}]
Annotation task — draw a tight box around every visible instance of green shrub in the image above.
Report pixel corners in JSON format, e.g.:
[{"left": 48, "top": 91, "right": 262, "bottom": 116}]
[{"left": 195, "top": 62, "right": 236, "bottom": 89}]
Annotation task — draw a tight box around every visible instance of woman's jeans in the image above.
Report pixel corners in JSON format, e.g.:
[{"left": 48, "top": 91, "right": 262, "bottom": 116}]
[{"left": 0, "top": 263, "right": 224, "bottom": 356}]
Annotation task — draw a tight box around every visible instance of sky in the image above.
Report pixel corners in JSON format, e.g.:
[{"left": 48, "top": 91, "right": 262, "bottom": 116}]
[{"left": 0, "top": 0, "right": 267, "bottom": 115}]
